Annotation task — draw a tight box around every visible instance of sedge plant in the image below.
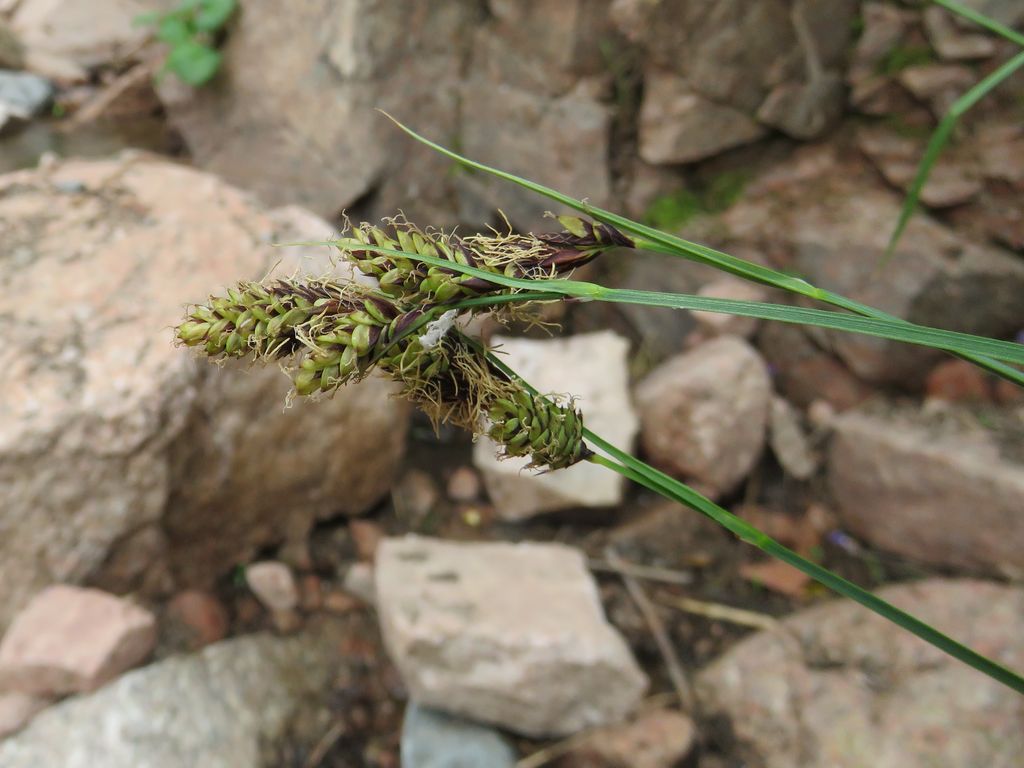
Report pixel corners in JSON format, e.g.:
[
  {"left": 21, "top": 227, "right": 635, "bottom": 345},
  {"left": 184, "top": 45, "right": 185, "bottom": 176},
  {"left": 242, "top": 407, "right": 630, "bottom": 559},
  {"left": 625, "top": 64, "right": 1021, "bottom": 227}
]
[{"left": 177, "top": 118, "right": 1024, "bottom": 697}]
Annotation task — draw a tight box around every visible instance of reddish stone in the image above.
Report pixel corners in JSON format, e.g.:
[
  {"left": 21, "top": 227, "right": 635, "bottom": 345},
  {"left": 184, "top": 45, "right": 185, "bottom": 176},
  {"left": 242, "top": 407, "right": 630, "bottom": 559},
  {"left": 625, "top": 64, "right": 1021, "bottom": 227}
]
[
  {"left": 925, "top": 360, "right": 992, "bottom": 403},
  {"left": 349, "top": 520, "right": 384, "bottom": 563},
  {"left": 300, "top": 574, "right": 323, "bottom": 612},
  {"left": 0, "top": 585, "right": 156, "bottom": 695},
  {"left": 165, "top": 590, "right": 229, "bottom": 650}
]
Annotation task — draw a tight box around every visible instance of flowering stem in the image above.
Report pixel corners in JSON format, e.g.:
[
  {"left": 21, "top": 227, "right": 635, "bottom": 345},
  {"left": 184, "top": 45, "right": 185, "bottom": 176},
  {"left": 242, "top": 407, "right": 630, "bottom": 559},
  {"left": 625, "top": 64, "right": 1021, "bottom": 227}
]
[{"left": 483, "top": 350, "right": 1024, "bottom": 696}]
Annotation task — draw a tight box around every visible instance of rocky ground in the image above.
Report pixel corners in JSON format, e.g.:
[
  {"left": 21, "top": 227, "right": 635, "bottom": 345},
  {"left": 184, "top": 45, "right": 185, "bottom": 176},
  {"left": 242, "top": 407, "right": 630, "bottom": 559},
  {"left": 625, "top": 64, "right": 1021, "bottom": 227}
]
[{"left": 1, "top": 1, "right": 1023, "bottom": 767}]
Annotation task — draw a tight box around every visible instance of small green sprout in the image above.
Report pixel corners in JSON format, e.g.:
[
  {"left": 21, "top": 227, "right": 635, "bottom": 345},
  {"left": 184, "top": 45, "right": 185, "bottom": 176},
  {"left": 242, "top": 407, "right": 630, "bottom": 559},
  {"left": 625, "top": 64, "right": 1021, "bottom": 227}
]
[{"left": 137, "top": 0, "right": 236, "bottom": 86}]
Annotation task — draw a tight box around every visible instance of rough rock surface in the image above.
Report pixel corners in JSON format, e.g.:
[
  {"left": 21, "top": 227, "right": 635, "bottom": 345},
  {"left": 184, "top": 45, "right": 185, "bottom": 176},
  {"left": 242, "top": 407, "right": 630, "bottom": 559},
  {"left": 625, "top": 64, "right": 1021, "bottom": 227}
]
[
  {"left": 768, "top": 395, "right": 818, "bottom": 480},
  {"left": 11, "top": 0, "right": 171, "bottom": 72},
  {"left": 158, "top": 0, "right": 482, "bottom": 224},
  {"left": 0, "top": 69, "right": 52, "bottom": 119},
  {"left": 721, "top": 150, "right": 1024, "bottom": 386},
  {"left": 638, "top": 69, "right": 764, "bottom": 164},
  {"left": 636, "top": 336, "right": 771, "bottom": 496},
  {"left": 401, "top": 704, "right": 516, "bottom": 768},
  {"left": 698, "top": 579, "right": 1024, "bottom": 768},
  {"left": 474, "top": 331, "right": 639, "bottom": 520},
  {"left": 0, "top": 626, "right": 345, "bottom": 766},
  {"left": 827, "top": 407, "right": 1024, "bottom": 575},
  {"left": 0, "top": 155, "right": 407, "bottom": 629},
  {"left": 0, "top": 586, "right": 155, "bottom": 695},
  {"left": 568, "top": 709, "right": 698, "bottom": 768},
  {"left": 376, "top": 536, "right": 648, "bottom": 737},
  {"left": 616, "top": 0, "right": 858, "bottom": 162}
]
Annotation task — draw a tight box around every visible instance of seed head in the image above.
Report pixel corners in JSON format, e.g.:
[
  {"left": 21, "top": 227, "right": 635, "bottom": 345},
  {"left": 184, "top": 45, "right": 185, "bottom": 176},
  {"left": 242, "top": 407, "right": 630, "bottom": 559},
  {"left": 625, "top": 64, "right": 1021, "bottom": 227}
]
[{"left": 487, "top": 388, "right": 590, "bottom": 470}]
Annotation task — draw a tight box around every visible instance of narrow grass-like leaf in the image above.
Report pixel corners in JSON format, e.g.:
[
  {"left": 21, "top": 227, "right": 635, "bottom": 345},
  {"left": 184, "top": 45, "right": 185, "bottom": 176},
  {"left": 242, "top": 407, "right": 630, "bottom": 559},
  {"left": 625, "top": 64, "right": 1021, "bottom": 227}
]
[
  {"left": 934, "top": 0, "right": 1024, "bottom": 47},
  {"left": 381, "top": 114, "right": 1024, "bottom": 387},
  {"left": 886, "top": 49, "right": 1024, "bottom": 256},
  {"left": 305, "top": 239, "right": 1024, "bottom": 370},
  {"left": 481, "top": 347, "right": 1024, "bottom": 697}
]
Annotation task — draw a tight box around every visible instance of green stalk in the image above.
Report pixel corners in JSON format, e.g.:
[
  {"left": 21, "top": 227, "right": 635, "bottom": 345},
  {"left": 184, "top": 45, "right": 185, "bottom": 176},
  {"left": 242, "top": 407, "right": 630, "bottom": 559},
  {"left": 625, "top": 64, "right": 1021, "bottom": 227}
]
[
  {"left": 382, "top": 115, "right": 1024, "bottom": 388},
  {"left": 481, "top": 348, "right": 1024, "bottom": 697},
  {"left": 886, "top": 49, "right": 1024, "bottom": 255},
  {"left": 319, "top": 240, "right": 1024, "bottom": 369}
]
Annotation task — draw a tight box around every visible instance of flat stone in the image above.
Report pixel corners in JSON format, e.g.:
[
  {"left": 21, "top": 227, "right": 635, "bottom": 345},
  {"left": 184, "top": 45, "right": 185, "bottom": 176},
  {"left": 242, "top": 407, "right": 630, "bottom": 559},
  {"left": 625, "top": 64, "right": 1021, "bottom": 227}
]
[
  {"left": 568, "top": 708, "right": 698, "bottom": 768},
  {"left": 720, "top": 162, "right": 1024, "bottom": 387},
  {"left": 0, "top": 156, "right": 408, "bottom": 628},
  {"left": 473, "top": 332, "right": 638, "bottom": 520},
  {"left": 401, "top": 703, "right": 517, "bottom": 768},
  {"left": 898, "top": 64, "right": 974, "bottom": 118},
  {"left": 857, "top": 128, "right": 982, "bottom": 208},
  {"left": 376, "top": 536, "right": 647, "bottom": 737},
  {"left": 245, "top": 562, "right": 299, "bottom": 614},
  {"left": 456, "top": 76, "right": 611, "bottom": 230},
  {"left": 0, "top": 625, "right": 346, "bottom": 766},
  {"left": 768, "top": 396, "right": 818, "bottom": 480},
  {"left": 446, "top": 466, "right": 481, "bottom": 503},
  {"left": 636, "top": 337, "right": 771, "bottom": 496},
  {"left": 638, "top": 69, "right": 765, "bottom": 165},
  {"left": 827, "top": 407, "right": 1024, "bottom": 575},
  {"left": 848, "top": 2, "right": 910, "bottom": 83},
  {"left": 0, "top": 586, "right": 156, "bottom": 695},
  {"left": 12, "top": 0, "right": 167, "bottom": 70},
  {"left": 698, "top": 579, "right": 1024, "bottom": 768},
  {"left": 0, "top": 69, "right": 52, "bottom": 119},
  {"left": 0, "top": 692, "right": 50, "bottom": 739},
  {"left": 757, "top": 72, "right": 845, "bottom": 140},
  {"left": 924, "top": 6, "right": 997, "bottom": 61}
]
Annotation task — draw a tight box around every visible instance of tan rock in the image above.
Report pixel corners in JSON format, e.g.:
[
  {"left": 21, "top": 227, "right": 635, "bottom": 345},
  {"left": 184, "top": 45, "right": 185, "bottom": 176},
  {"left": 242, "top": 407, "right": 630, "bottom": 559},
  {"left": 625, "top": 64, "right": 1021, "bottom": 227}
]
[
  {"left": 0, "top": 155, "right": 408, "bottom": 628},
  {"left": 473, "top": 332, "right": 639, "bottom": 520},
  {"left": 456, "top": 75, "right": 612, "bottom": 229},
  {"left": 827, "top": 408, "right": 1024, "bottom": 575},
  {"left": 446, "top": 466, "right": 481, "bottom": 502},
  {"left": 638, "top": 69, "right": 765, "bottom": 165},
  {"left": 245, "top": 562, "right": 299, "bottom": 614},
  {"left": 571, "top": 709, "right": 698, "bottom": 768},
  {"left": 376, "top": 536, "right": 647, "bottom": 737},
  {"left": 158, "top": 0, "right": 482, "bottom": 224},
  {"left": 923, "top": 6, "right": 996, "bottom": 61},
  {"left": 636, "top": 337, "right": 771, "bottom": 496},
  {"left": 698, "top": 579, "right": 1024, "bottom": 768},
  {"left": 12, "top": 0, "right": 170, "bottom": 71},
  {"left": 0, "top": 586, "right": 156, "bottom": 695},
  {"left": 768, "top": 396, "right": 818, "bottom": 480}
]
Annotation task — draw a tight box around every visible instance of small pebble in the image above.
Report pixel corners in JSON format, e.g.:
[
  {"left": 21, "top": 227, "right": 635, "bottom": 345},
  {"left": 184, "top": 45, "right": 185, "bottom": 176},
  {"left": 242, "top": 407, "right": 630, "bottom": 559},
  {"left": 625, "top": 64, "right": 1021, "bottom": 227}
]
[
  {"left": 245, "top": 561, "right": 299, "bottom": 613},
  {"left": 447, "top": 466, "right": 481, "bottom": 502}
]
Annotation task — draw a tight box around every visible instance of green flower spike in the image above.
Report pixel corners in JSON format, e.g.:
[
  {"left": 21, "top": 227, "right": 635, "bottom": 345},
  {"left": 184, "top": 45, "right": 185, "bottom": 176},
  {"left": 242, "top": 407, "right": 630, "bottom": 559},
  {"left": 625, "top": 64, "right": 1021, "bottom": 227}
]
[{"left": 487, "top": 388, "right": 590, "bottom": 470}]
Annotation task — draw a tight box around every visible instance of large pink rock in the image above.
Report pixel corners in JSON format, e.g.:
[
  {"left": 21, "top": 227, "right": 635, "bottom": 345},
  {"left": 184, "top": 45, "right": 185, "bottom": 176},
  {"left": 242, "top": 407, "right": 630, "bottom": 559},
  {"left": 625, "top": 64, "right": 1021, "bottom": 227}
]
[
  {"left": 0, "top": 586, "right": 156, "bottom": 695},
  {"left": 0, "top": 156, "right": 408, "bottom": 630}
]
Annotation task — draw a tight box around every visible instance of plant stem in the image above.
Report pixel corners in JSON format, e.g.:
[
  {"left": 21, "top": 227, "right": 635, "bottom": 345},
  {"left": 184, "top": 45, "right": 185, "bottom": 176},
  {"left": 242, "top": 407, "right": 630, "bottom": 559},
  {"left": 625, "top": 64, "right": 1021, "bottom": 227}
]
[{"left": 585, "top": 451, "right": 1024, "bottom": 696}]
